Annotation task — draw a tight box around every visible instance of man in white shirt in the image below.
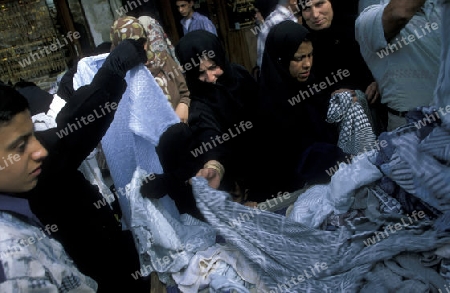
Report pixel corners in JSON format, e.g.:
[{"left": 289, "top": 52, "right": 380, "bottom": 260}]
[
  {"left": 256, "top": 0, "right": 300, "bottom": 68},
  {"left": 355, "top": 0, "right": 442, "bottom": 131}
]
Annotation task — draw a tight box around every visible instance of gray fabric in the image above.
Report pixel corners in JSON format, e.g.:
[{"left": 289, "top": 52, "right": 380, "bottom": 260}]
[
  {"left": 361, "top": 252, "right": 447, "bottom": 293},
  {"left": 191, "top": 177, "right": 447, "bottom": 292},
  {"left": 391, "top": 129, "right": 450, "bottom": 211}
]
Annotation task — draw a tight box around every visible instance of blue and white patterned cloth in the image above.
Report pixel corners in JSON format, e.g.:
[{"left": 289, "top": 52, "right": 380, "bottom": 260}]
[
  {"left": 73, "top": 54, "right": 222, "bottom": 287},
  {"left": 73, "top": 53, "right": 180, "bottom": 229},
  {"left": 326, "top": 91, "right": 377, "bottom": 155},
  {"left": 0, "top": 196, "right": 97, "bottom": 293}
]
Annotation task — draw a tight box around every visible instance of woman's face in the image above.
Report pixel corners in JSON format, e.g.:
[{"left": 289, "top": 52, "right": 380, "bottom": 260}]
[
  {"left": 289, "top": 41, "right": 313, "bottom": 82},
  {"left": 302, "top": 0, "right": 334, "bottom": 31},
  {"left": 198, "top": 58, "right": 224, "bottom": 84}
]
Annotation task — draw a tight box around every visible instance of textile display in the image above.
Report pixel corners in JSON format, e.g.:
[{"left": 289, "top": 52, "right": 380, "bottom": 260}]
[
  {"left": 191, "top": 163, "right": 449, "bottom": 292},
  {"left": 326, "top": 91, "right": 377, "bottom": 155}
]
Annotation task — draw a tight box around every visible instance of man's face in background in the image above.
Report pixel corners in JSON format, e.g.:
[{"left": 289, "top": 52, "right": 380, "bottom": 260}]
[{"left": 176, "top": 1, "right": 194, "bottom": 18}]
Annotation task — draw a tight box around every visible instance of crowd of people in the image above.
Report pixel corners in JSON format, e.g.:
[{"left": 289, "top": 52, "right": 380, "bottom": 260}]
[{"left": 0, "top": 0, "right": 449, "bottom": 292}]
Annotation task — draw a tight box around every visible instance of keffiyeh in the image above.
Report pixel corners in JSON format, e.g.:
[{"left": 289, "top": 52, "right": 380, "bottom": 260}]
[{"left": 327, "top": 91, "right": 376, "bottom": 155}]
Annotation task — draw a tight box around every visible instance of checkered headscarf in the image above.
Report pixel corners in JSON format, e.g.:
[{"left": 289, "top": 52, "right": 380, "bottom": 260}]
[{"left": 326, "top": 91, "right": 376, "bottom": 155}]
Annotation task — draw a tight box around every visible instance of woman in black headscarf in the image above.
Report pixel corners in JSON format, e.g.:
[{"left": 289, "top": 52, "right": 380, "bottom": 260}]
[
  {"left": 246, "top": 20, "right": 346, "bottom": 202},
  {"left": 300, "top": 0, "right": 386, "bottom": 135},
  {"left": 141, "top": 30, "right": 259, "bottom": 216},
  {"left": 300, "top": 0, "right": 374, "bottom": 96}
]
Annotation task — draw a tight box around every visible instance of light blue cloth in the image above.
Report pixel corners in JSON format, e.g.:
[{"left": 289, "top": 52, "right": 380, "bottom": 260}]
[
  {"left": 434, "top": 0, "right": 450, "bottom": 130},
  {"left": 356, "top": 0, "right": 442, "bottom": 112},
  {"left": 73, "top": 54, "right": 180, "bottom": 229},
  {"left": 209, "top": 274, "right": 251, "bottom": 293},
  {"left": 288, "top": 151, "right": 382, "bottom": 228},
  {"left": 73, "top": 55, "right": 222, "bottom": 289},
  {"left": 191, "top": 176, "right": 444, "bottom": 293},
  {"left": 126, "top": 168, "right": 216, "bottom": 285}
]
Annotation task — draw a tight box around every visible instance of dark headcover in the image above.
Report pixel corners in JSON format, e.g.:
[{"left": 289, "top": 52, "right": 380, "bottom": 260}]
[
  {"left": 255, "top": 0, "right": 278, "bottom": 19},
  {"left": 301, "top": 0, "right": 359, "bottom": 36},
  {"left": 175, "top": 30, "right": 247, "bottom": 126},
  {"left": 259, "top": 20, "right": 312, "bottom": 115},
  {"left": 176, "top": 30, "right": 232, "bottom": 90},
  {"left": 300, "top": 0, "right": 372, "bottom": 91},
  {"left": 250, "top": 20, "right": 344, "bottom": 197}
]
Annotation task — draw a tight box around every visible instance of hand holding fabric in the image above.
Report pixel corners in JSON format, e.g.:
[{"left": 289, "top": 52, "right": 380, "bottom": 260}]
[
  {"left": 102, "top": 38, "right": 148, "bottom": 78},
  {"left": 365, "top": 81, "right": 380, "bottom": 104},
  {"left": 195, "top": 168, "right": 221, "bottom": 189},
  {"left": 194, "top": 160, "right": 224, "bottom": 189}
]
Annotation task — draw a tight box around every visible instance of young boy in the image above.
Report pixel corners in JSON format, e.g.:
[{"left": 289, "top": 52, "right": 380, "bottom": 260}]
[
  {"left": 175, "top": 0, "right": 218, "bottom": 36},
  {"left": 0, "top": 38, "right": 147, "bottom": 292}
]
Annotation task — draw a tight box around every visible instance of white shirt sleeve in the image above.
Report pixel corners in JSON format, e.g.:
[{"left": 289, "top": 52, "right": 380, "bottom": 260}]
[{"left": 355, "top": 4, "right": 389, "bottom": 52}]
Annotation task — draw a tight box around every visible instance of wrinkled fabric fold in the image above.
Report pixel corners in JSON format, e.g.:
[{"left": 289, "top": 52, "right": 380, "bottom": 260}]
[{"left": 191, "top": 176, "right": 444, "bottom": 292}]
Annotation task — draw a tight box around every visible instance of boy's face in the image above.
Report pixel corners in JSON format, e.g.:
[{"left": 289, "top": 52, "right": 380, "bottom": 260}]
[
  {"left": 0, "top": 110, "right": 47, "bottom": 194},
  {"left": 176, "top": 1, "right": 194, "bottom": 18}
]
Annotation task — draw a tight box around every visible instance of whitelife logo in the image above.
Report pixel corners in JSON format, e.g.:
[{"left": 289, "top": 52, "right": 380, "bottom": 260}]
[
  {"left": 376, "top": 22, "right": 439, "bottom": 58},
  {"left": 18, "top": 31, "right": 81, "bottom": 68},
  {"left": 190, "top": 120, "right": 253, "bottom": 158}
]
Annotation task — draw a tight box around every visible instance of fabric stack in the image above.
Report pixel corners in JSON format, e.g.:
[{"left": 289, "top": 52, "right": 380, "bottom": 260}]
[{"left": 191, "top": 105, "right": 450, "bottom": 292}]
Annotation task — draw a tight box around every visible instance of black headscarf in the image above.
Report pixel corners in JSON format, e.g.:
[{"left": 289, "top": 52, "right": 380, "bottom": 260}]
[
  {"left": 248, "top": 20, "right": 344, "bottom": 200},
  {"left": 175, "top": 30, "right": 256, "bottom": 128},
  {"left": 258, "top": 20, "right": 314, "bottom": 119},
  {"left": 176, "top": 30, "right": 231, "bottom": 89},
  {"left": 301, "top": 0, "right": 373, "bottom": 92},
  {"left": 151, "top": 30, "right": 258, "bottom": 210}
]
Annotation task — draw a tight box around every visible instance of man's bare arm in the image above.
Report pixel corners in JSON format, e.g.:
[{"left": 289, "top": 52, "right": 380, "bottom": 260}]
[{"left": 382, "top": 0, "right": 426, "bottom": 41}]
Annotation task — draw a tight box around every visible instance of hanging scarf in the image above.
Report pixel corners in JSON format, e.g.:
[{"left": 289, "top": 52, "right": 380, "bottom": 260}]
[
  {"left": 326, "top": 91, "right": 376, "bottom": 155},
  {"left": 138, "top": 15, "right": 179, "bottom": 66}
]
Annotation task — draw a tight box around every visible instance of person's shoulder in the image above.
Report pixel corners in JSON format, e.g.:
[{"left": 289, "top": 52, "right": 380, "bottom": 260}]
[
  {"left": 357, "top": 2, "right": 386, "bottom": 19},
  {"left": 193, "top": 11, "right": 212, "bottom": 22},
  {"left": 0, "top": 214, "right": 38, "bottom": 259},
  {"left": 192, "top": 11, "right": 205, "bottom": 18}
]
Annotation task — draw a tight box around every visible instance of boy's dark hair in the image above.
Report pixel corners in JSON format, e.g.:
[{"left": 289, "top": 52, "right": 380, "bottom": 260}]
[
  {"left": 173, "top": 0, "right": 194, "bottom": 5},
  {"left": 0, "top": 84, "right": 29, "bottom": 126}
]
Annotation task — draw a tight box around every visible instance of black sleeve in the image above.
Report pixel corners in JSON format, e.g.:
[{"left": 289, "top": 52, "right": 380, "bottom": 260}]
[
  {"left": 38, "top": 67, "right": 127, "bottom": 172},
  {"left": 188, "top": 100, "right": 230, "bottom": 166},
  {"left": 56, "top": 63, "right": 78, "bottom": 101}
]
